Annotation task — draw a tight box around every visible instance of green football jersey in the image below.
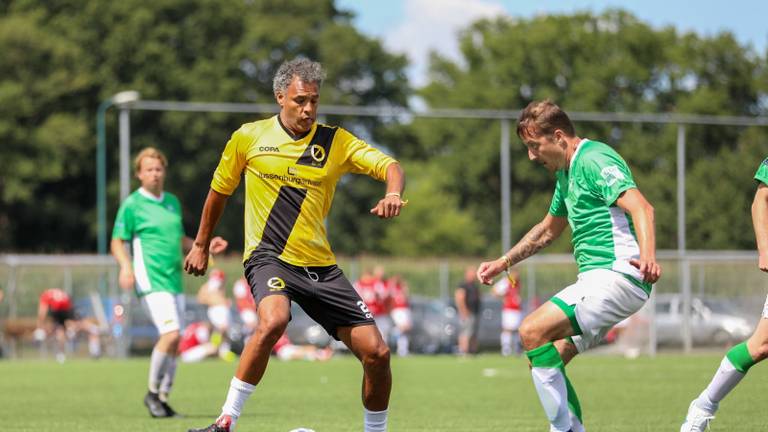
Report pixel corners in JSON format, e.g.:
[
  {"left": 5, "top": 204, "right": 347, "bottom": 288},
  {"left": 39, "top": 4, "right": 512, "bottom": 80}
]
[
  {"left": 548, "top": 140, "right": 650, "bottom": 293},
  {"left": 112, "top": 189, "right": 184, "bottom": 297},
  {"left": 755, "top": 157, "right": 768, "bottom": 185}
]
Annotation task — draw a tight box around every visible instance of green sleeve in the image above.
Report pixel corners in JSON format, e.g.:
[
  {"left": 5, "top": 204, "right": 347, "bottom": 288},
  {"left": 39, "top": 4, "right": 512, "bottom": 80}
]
[
  {"left": 755, "top": 157, "right": 768, "bottom": 185},
  {"left": 112, "top": 198, "right": 134, "bottom": 240},
  {"left": 584, "top": 149, "right": 637, "bottom": 206}
]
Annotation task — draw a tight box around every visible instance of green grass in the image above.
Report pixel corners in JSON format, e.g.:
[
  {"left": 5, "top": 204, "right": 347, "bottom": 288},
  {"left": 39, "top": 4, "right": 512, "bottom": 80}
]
[{"left": 1, "top": 353, "right": 767, "bottom": 431}]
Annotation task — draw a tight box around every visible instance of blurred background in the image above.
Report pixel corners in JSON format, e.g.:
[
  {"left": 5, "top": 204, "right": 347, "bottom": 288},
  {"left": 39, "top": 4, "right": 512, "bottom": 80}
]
[{"left": 2, "top": 0, "right": 768, "bottom": 360}]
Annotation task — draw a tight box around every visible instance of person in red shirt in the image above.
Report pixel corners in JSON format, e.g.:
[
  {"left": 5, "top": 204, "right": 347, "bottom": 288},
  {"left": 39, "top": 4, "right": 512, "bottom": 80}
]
[
  {"left": 354, "top": 267, "right": 392, "bottom": 345},
  {"left": 179, "top": 321, "right": 218, "bottom": 363},
  {"left": 35, "top": 288, "right": 101, "bottom": 362},
  {"left": 492, "top": 268, "right": 523, "bottom": 356},
  {"left": 387, "top": 275, "right": 411, "bottom": 356}
]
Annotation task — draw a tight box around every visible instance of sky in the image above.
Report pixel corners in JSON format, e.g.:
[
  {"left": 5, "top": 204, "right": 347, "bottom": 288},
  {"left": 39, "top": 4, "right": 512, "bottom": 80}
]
[{"left": 336, "top": 0, "right": 768, "bottom": 87}]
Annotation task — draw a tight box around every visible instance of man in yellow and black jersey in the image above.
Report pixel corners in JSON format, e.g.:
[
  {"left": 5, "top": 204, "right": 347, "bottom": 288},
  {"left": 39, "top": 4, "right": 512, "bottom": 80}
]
[{"left": 184, "top": 58, "right": 405, "bottom": 432}]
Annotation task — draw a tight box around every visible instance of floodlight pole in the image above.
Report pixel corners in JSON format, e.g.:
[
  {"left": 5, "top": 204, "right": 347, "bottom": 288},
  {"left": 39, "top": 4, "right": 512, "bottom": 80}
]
[{"left": 96, "top": 91, "right": 140, "bottom": 255}]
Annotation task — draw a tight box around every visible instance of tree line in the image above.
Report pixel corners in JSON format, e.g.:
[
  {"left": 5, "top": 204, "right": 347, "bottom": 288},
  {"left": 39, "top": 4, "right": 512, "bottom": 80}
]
[{"left": 1, "top": 2, "right": 766, "bottom": 256}]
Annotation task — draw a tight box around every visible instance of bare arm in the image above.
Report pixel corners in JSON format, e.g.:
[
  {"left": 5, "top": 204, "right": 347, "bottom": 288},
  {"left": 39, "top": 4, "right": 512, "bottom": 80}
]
[
  {"left": 36, "top": 302, "right": 49, "bottom": 329},
  {"left": 184, "top": 189, "right": 229, "bottom": 276},
  {"left": 616, "top": 188, "right": 661, "bottom": 283},
  {"left": 454, "top": 288, "right": 468, "bottom": 318},
  {"left": 370, "top": 162, "right": 406, "bottom": 219},
  {"left": 753, "top": 183, "right": 768, "bottom": 272},
  {"left": 110, "top": 238, "right": 135, "bottom": 290},
  {"left": 477, "top": 214, "right": 568, "bottom": 285}
]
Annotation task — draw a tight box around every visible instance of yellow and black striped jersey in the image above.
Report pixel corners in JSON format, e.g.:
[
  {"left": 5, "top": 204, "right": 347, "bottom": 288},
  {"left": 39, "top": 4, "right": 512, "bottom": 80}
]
[{"left": 212, "top": 115, "right": 396, "bottom": 266}]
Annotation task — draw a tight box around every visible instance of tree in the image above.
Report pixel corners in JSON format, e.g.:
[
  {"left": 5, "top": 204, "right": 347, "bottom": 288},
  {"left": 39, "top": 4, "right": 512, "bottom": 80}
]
[
  {"left": 0, "top": 0, "right": 409, "bottom": 253},
  {"left": 399, "top": 9, "right": 768, "bottom": 253}
]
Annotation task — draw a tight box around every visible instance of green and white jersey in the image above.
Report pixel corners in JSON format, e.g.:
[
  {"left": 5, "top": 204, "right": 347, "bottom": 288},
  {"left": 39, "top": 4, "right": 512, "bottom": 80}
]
[
  {"left": 548, "top": 139, "right": 650, "bottom": 293},
  {"left": 755, "top": 157, "right": 768, "bottom": 185},
  {"left": 112, "top": 188, "right": 184, "bottom": 297}
]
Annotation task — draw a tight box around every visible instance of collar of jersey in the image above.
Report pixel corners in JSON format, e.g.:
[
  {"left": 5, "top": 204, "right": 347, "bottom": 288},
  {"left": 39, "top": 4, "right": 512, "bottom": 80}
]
[
  {"left": 568, "top": 138, "right": 591, "bottom": 172},
  {"left": 275, "top": 114, "right": 313, "bottom": 141},
  {"left": 138, "top": 187, "right": 165, "bottom": 202}
]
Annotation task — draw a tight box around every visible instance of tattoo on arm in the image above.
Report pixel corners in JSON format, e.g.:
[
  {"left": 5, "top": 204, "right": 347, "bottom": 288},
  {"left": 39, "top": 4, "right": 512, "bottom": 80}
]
[{"left": 506, "top": 223, "right": 554, "bottom": 264}]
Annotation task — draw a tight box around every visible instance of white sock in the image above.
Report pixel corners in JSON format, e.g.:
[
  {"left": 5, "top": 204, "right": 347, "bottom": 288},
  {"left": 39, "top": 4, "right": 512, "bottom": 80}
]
[
  {"left": 531, "top": 367, "right": 571, "bottom": 432},
  {"left": 159, "top": 356, "right": 178, "bottom": 400},
  {"left": 148, "top": 348, "right": 171, "bottom": 393},
  {"left": 364, "top": 407, "right": 388, "bottom": 432},
  {"left": 500, "top": 332, "right": 512, "bottom": 356},
  {"left": 221, "top": 377, "right": 256, "bottom": 425},
  {"left": 397, "top": 335, "right": 409, "bottom": 356},
  {"left": 697, "top": 356, "right": 745, "bottom": 413}
]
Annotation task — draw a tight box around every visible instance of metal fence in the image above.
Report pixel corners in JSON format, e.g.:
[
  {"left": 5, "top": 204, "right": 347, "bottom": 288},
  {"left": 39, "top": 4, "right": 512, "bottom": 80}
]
[{"left": 1, "top": 251, "right": 762, "bottom": 359}]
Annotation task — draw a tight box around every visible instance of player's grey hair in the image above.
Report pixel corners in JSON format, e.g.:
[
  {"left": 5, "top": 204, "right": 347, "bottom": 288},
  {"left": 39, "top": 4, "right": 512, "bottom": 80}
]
[{"left": 272, "top": 58, "right": 326, "bottom": 96}]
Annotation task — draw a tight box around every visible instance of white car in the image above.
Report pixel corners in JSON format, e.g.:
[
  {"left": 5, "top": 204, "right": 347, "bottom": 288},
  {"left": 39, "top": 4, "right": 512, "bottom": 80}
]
[{"left": 654, "top": 294, "right": 753, "bottom": 346}]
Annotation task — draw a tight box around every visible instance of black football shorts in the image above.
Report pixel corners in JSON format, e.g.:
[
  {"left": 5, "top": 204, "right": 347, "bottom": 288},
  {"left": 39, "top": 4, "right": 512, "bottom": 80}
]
[{"left": 244, "top": 251, "right": 375, "bottom": 340}]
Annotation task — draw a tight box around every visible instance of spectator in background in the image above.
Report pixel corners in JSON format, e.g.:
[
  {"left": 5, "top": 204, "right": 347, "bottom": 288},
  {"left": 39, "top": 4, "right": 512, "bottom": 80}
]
[
  {"left": 232, "top": 276, "right": 258, "bottom": 339},
  {"left": 111, "top": 147, "right": 228, "bottom": 418},
  {"left": 197, "top": 268, "right": 235, "bottom": 361},
  {"left": 455, "top": 266, "right": 481, "bottom": 355},
  {"left": 492, "top": 268, "right": 523, "bottom": 356},
  {"left": 272, "top": 332, "right": 334, "bottom": 362},
  {"left": 387, "top": 275, "right": 412, "bottom": 356},
  {"left": 35, "top": 288, "right": 101, "bottom": 362},
  {"left": 179, "top": 321, "right": 218, "bottom": 363},
  {"left": 355, "top": 267, "right": 392, "bottom": 346}
]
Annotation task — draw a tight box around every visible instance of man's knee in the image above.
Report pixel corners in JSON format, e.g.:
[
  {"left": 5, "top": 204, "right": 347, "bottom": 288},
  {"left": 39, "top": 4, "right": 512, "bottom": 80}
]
[
  {"left": 256, "top": 315, "right": 288, "bottom": 343},
  {"left": 751, "top": 340, "right": 768, "bottom": 361},
  {"left": 519, "top": 319, "right": 543, "bottom": 349},
  {"left": 362, "top": 343, "right": 391, "bottom": 371}
]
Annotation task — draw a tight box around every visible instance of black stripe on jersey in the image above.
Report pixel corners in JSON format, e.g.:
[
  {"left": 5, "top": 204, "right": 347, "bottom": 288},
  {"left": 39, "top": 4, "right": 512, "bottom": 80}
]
[
  {"left": 260, "top": 186, "right": 308, "bottom": 255},
  {"left": 296, "top": 125, "right": 337, "bottom": 169}
]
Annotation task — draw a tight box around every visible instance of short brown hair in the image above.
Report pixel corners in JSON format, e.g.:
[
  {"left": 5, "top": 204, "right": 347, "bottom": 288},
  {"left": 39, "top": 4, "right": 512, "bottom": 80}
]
[
  {"left": 134, "top": 147, "right": 168, "bottom": 172},
  {"left": 516, "top": 100, "right": 575, "bottom": 141}
]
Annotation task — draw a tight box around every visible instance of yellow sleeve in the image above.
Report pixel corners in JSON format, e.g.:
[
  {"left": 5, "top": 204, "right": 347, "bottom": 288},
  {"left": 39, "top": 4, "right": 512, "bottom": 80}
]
[
  {"left": 339, "top": 129, "right": 397, "bottom": 181},
  {"left": 211, "top": 127, "right": 249, "bottom": 195}
]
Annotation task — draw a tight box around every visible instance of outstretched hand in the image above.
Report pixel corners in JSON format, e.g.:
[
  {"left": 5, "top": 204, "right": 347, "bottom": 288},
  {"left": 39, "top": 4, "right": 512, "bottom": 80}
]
[
  {"left": 370, "top": 194, "right": 407, "bottom": 219},
  {"left": 629, "top": 257, "right": 662, "bottom": 284}
]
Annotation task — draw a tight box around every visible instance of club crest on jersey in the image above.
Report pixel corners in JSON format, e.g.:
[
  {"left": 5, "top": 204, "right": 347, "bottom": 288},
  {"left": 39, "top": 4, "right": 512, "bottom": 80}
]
[
  {"left": 267, "top": 277, "right": 286, "bottom": 291},
  {"left": 309, "top": 144, "right": 326, "bottom": 164},
  {"left": 600, "top": 165, "right": 625, "bottom": 186},
  {"left": 287, "top": 166, "right": 298, "bottom": 176}
]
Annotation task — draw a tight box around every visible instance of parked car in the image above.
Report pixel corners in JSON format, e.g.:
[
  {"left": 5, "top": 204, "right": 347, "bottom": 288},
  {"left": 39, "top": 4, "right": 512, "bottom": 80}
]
[
  {"left": 407, "top": 296, "right": 457, "bottom": 354},
  {"left": 654, "top": 294, "right": 752, "bottom": 346}
]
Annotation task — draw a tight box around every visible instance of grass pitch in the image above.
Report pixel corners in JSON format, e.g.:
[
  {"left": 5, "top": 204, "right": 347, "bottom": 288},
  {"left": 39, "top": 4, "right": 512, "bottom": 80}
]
[{"left": 1, "top": 353, "right": 766, "bottom": 431}]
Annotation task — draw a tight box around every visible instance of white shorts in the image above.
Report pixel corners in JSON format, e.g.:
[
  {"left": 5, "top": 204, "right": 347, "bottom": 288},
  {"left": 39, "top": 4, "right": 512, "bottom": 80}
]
[
  {"left": 552, "top": 269, "right": 648, "bottom": 353},
  {"left": 142, "top": 292, "right": 185, "bottom": 335},
  {"left": 501, "top": 309, "right": 522, "bottom": 331},
  {"left": 240, "top": 309, "right": 257, "bottom": 327},
  {"left": 391, "top": 308, "right": 412, "bottom": 329},
  {"left": 207, "top": 305, "right": 231, "bottom": 330}
]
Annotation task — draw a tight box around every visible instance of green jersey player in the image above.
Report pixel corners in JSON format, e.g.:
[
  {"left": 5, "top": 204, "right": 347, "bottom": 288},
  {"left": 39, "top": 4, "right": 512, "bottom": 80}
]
[
  {"left": 680, "top": 157, "right": 768, "bottom": 431},
  {"left": 111, "top": 147, "right": 228, "bottom": 418},
  {"left": 477, "top": 100, "right": 661, "bottom": 432}
]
